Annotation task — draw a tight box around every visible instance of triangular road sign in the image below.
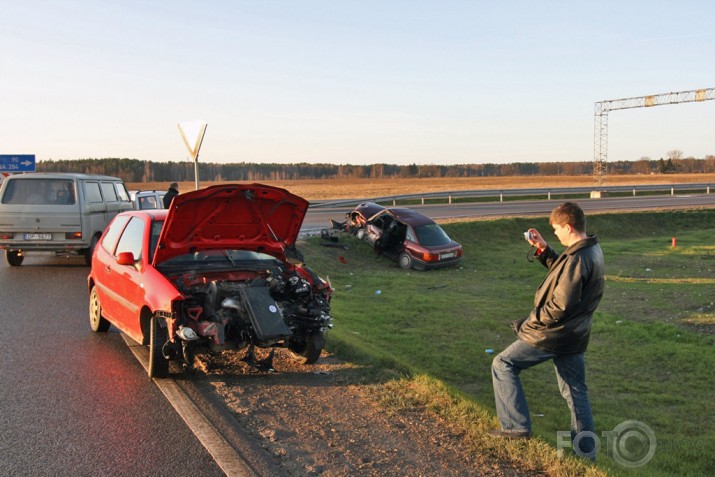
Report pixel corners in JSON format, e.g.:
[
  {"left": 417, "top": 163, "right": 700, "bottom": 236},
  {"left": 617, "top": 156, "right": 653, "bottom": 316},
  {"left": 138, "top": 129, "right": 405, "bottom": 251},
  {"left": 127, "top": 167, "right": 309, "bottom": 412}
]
[{"left": 178, "top": 120, "right": 208, "bottom": 160}]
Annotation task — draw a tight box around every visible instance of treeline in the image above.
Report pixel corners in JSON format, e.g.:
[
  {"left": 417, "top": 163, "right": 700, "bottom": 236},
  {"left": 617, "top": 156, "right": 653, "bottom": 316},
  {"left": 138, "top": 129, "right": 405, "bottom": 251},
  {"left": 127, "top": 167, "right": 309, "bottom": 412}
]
[{"left": 37, "top": 156, "right": 715, "bottom": 183}]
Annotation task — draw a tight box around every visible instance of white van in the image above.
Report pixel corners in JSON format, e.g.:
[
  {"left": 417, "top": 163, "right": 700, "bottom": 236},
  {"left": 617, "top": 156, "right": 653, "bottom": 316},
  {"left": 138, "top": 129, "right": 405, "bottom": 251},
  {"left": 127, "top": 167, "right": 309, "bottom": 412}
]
[{"left": 0, "top": 173, "right": 133, "bottom": 266}]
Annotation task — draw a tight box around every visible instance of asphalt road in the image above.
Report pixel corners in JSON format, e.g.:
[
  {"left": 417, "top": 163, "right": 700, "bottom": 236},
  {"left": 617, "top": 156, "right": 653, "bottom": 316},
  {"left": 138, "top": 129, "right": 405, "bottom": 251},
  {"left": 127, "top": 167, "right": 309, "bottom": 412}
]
[{"left": 0, "top": 255, "right": 224, "bottom": 477}]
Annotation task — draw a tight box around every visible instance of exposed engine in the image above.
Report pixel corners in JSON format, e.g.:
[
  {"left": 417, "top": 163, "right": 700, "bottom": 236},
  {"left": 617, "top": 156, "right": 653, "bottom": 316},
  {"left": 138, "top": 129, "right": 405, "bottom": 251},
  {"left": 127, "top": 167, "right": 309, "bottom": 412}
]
[{"left": 165, "top": 266, "right": 332, "bottom": 369}]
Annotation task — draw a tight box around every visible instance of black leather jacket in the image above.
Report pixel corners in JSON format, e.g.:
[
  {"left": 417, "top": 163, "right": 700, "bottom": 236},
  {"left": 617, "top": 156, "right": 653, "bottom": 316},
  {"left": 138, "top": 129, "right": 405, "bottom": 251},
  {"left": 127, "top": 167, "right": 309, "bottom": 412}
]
[
  {"left": 512, "top": 235, "right": 604, "bottom": 354},
  {"left": 163, "top": 187, "right": 179, "bottom": 208}
]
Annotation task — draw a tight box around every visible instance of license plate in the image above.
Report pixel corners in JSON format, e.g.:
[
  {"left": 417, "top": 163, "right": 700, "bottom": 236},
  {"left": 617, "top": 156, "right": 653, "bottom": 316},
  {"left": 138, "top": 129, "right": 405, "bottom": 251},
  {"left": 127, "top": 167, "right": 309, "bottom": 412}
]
[
  {"left": 24, "top": 233, "right": 52, "bottom": 240},
  {"left": 440, "top": 252, "right": 456, "bottom": 259}
]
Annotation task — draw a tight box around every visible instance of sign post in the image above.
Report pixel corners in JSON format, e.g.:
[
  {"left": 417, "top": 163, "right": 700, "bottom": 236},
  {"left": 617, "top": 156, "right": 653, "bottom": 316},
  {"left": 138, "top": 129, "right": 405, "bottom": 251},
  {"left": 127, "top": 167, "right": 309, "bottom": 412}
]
[
  {"left": 0, "top": 155, "right": 36, "bottom": 174},
  {"left": 178, "top": 121, "right": 208, "bottom": 190}
]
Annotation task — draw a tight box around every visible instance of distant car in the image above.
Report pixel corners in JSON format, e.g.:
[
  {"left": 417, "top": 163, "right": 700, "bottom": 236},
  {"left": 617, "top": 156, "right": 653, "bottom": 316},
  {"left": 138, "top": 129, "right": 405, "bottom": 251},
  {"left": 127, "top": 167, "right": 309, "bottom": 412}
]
[
  {"left": 345, "top": 202, "right": 463, "bottom": 270},
  {"left": 88, "top": 184, "right": 333, "bottom": 378},
  {"left": 128, "top": 190, "right": 166, "bottom": 210}
]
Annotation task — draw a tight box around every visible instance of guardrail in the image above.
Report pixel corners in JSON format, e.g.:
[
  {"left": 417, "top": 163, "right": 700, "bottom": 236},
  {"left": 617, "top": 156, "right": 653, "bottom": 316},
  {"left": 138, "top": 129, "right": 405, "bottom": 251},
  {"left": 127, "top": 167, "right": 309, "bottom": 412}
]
[{"left": 309, "top": 183, "right": 715, "bottom": 209}]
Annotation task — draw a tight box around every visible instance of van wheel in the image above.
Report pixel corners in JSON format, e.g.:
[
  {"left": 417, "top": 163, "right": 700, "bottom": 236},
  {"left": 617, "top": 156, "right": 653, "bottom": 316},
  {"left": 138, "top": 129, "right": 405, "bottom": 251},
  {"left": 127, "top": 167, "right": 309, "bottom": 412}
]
[
  {"left": 84, "top": 236, "right": 98, "bottom": 266},
  {"left": 398, "top": 252, "right": 413, "bottom": 270},
  {"left": 6, "top": 250, "right": 24, "bottom": 266}
]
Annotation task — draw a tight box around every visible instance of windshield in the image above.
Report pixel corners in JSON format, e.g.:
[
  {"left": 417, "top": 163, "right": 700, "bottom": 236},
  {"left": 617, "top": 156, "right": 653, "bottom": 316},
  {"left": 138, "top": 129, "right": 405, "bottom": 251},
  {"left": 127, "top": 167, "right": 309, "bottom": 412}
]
[
  {"left": 157, "top": 249, "right": 282, "bottom": 269},
  {"left": 414, "top": 224, "right": 453, "bottom": 247}
]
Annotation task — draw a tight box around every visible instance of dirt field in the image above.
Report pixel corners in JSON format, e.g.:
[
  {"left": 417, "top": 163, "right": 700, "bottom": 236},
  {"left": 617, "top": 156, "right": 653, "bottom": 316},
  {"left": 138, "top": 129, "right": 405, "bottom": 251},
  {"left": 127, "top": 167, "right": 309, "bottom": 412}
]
[
  {"left": 128, "top": 173, "right": 715, "bottom": 201},
  {"left": 197, "top": 349, "right": 544, "bottom": 477}
]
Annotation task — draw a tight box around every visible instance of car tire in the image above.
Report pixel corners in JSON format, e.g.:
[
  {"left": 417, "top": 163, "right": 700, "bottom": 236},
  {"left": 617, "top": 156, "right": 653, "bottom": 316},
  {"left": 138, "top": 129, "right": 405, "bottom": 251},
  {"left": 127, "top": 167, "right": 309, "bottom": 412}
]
[
  {"left": 398, "top": 252, "right": 413, "bottom": 270},
  {"left": 302, "top": 336, "right": 323, "bottom": 364},
  {"left": 288, "top": 332, "right": 325, "bottom": 364},
  {"left": 148, "top": 315, "right": 169, "bottom": 379},
  {"left": 89, "top": 287, "right": 111, "bottom": 333},
  {"left": 84, "top": 235, "right": 98, "bottom": 266},
  {"left": 6, "top": 250, "right": 24, "bottom": 266}
]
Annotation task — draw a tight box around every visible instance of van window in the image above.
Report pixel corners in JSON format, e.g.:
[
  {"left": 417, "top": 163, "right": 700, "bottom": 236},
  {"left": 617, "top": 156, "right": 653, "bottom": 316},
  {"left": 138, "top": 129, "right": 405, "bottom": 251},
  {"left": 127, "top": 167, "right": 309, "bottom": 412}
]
[
  {"left": 85, "top": 182, "right": 103, "bottom": 203},
  {"left": 114, "top": 182, "right": 130, "bottom": 202},
  {"left": 1, "top": 179, "right": 76, "bottom": 205},
  {"left": 100, "top": 182, "right": 118, "bottom": 202}
]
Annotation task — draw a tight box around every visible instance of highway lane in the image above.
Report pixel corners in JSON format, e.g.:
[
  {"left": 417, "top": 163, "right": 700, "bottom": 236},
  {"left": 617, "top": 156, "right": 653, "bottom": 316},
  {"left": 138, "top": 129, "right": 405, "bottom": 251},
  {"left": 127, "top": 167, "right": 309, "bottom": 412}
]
[
  {"left": 301, "top": 193, "right": 715, "bottom": 233},
  {"left": 0, "top": 255, "right": 224, "bottom": 476}
]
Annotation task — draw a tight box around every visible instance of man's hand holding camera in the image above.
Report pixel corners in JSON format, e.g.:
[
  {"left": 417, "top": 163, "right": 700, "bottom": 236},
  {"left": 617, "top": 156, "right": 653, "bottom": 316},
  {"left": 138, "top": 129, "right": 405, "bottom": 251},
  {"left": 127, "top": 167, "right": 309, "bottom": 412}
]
[{"left": 524, "top": 228, "right": 547, "bottom": 252}]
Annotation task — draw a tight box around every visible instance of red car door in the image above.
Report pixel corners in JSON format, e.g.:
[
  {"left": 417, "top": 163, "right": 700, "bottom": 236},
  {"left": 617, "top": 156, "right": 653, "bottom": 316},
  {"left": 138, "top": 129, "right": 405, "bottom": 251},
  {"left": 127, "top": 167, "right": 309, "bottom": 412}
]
[{"left": 105, "top": 216, "right": 148, "bottom": 342}]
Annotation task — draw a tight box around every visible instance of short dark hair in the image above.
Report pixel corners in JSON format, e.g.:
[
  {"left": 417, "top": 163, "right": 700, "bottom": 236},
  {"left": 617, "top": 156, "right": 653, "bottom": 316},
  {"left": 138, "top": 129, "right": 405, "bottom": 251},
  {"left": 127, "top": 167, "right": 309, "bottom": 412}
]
[
  {"left": 169, "top": 182, "right": 178, "bottom": 189},
  {"left": 549, "top": 202, "right": 586, "bottom": 232}
]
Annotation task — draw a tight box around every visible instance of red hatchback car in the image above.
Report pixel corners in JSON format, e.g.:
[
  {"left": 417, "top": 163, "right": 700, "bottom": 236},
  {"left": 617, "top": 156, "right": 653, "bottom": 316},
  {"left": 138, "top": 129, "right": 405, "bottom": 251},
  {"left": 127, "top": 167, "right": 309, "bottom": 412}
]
[
  {"left": 345, "top": 202, "right": 463, "bottom": 270},
  {"left": 88, "top": 184, "right": 333, "bottom": 378}
]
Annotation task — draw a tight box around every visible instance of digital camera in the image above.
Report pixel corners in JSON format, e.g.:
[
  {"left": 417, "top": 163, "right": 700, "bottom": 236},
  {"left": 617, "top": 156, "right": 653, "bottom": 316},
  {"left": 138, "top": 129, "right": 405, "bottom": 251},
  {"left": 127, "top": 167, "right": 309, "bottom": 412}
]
[{"left": 523, "top": 230, "right": 535, "bottom": 241}]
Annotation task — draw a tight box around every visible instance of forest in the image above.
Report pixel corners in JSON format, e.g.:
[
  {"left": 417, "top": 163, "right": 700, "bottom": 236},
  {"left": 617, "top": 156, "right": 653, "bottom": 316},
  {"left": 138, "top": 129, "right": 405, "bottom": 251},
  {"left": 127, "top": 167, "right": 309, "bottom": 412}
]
[{"left": 36, "top": 153, "right": 715, "bottom": 183}]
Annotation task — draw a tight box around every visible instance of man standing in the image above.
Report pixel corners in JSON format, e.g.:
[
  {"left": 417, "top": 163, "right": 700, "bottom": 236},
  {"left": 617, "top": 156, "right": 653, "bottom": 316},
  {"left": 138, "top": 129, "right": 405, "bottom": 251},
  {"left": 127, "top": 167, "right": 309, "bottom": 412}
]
[
  {"left": 163, "top": 182, "right": 179, "bottom": 208},
  {"left": 490, "top": 202, "right": 605, "bottom": 460}
]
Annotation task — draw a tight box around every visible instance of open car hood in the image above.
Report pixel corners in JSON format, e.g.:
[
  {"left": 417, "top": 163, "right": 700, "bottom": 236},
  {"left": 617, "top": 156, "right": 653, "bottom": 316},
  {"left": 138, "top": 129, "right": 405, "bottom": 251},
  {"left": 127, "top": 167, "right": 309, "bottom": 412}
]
[{"left": 153, "top": 183, "right": 308, "bottom": 265}]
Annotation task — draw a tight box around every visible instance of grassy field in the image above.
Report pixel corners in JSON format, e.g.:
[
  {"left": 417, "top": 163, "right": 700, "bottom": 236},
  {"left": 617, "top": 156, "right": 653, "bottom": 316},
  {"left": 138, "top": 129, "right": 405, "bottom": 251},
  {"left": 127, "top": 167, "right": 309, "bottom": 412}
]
[
  {"left": 298, "top": 209, "right": 715, "bottom": 476},
  {"left": 127, "top": 173, "right": 715, "bottom": 200}
]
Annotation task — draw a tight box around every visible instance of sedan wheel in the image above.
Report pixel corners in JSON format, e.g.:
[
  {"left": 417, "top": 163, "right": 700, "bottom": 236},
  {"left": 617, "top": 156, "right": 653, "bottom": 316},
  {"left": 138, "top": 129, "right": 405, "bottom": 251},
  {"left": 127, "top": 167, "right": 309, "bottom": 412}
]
[
  {"left": 398, "top": 252, "right": 413, "bottom": 270},
  {"left": 6, "top": 250, "right": 24, "bottom": 266},
  {"left": 148, "top": 315, "right": 169, "bottom": 378},
  {"left": 89, "top": 287, "right": 111, "bottom": 332}
]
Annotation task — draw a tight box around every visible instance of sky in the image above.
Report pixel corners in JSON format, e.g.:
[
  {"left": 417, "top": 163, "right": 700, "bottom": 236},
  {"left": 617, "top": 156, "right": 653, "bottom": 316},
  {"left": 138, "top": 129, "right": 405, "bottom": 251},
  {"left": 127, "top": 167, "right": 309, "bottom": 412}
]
[{"left": 1, "top": 1, "right": 714, "bottom": 166}]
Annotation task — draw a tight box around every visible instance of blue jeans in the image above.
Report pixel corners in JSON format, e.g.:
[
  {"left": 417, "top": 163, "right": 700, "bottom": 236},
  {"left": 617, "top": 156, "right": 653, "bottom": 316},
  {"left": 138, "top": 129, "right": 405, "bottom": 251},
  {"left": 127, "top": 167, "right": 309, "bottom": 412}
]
[{"left": 492, "top": 339, "right": 596, "bottom": 457}]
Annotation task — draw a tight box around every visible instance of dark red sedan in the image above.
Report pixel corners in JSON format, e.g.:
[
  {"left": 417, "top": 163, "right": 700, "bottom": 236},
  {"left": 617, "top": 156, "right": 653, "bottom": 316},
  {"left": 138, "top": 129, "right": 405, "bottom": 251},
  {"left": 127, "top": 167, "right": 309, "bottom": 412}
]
[
  {"left": 88, "top": 184, "right": 333, "bottom": 378},
  {"left": 346, "top": 202, "right": 463, "bottom": 270}
]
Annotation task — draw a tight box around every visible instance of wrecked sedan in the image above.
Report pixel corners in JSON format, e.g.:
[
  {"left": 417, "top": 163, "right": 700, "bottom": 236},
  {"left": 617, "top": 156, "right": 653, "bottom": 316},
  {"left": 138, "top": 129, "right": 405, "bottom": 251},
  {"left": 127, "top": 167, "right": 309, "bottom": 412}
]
[
  {"left": 345, "top": 202, "right": 463, "bottom": 270},
  {"left": 88, "top": 184, "right": 333, "bottom": 378}
]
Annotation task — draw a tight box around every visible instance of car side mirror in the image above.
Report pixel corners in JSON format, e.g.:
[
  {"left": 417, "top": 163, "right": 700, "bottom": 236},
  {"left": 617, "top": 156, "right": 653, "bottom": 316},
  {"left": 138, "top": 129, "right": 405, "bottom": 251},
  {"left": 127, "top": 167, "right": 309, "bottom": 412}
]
[{"left": 116, "top": 251, "right": 136, "bottom": 265}]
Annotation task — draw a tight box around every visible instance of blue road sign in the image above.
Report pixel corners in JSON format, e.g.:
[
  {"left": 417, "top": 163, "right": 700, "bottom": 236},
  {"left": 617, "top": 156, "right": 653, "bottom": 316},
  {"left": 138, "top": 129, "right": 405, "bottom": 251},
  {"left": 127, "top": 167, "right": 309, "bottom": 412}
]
[{"left": 0, "top": 155, "right": 36, "bottom": 172}]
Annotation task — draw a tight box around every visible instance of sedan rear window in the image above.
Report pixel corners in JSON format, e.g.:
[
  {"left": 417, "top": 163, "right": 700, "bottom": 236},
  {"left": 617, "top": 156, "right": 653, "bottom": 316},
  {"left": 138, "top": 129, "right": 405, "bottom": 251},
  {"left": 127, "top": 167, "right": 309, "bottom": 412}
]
[{"left": 414, "top": 224, "right": 453, "bottom": 247}]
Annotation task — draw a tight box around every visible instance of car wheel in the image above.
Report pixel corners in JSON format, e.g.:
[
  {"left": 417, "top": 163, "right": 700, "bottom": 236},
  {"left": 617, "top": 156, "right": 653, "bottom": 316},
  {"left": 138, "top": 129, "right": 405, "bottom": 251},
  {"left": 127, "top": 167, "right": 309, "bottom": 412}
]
[
  {"left": 289, "top": 332, "right": 326, "bottom": 364},
  {"left": 6, "top": 250, "right": 24, "bottom": 266},
  {"left": 89, "top": 287, "right": 111, "bottom": 332},
  {"left": 398, "top": 252, "right": 413, "bottom": 270},
  {"left": 148, "top": 315, "right": 169, "bottom": 378},
  {"left": 84, "top": 235, "right": 98, "bottom": 266}
]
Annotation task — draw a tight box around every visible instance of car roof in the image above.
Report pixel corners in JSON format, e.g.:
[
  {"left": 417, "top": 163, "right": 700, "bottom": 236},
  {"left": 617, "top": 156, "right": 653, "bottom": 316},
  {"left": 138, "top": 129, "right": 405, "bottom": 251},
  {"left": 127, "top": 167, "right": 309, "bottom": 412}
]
[
  {"left": 386, "top": 207, "right": 435, "bottom": 226},
  {"left": 119, "top": 209, "right": 168, "bottom": 220},
  {"left": 6, "top": 172, "right": 123, "bottom": 181}
]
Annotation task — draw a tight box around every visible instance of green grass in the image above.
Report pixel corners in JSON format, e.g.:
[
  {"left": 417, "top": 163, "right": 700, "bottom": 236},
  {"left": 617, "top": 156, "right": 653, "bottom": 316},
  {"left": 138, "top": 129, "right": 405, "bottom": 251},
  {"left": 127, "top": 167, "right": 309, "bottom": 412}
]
[{"left": 300, "top": 209, "right": 715, "bottom": 477}]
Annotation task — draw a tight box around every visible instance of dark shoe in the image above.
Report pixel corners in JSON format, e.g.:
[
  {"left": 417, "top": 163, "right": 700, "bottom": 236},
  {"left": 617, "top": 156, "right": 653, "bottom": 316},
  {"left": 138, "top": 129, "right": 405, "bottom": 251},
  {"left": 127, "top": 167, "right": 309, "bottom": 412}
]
[{"left": 487, "top": 429, "right": 531, "bottom": 439}]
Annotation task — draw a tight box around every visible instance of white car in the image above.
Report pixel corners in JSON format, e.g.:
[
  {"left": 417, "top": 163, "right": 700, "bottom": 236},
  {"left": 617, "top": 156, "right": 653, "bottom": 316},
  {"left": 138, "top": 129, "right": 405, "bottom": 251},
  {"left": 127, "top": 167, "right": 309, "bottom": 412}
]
[{"left": 129, "top": 190, "right": 166, "bottom": 210}]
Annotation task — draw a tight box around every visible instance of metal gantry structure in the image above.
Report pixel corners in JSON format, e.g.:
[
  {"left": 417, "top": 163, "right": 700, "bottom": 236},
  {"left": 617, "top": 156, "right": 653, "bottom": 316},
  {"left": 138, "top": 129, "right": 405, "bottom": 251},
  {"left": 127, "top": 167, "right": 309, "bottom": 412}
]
[{"left": 593, "top": 87, "right": 715, "bottom": 187}]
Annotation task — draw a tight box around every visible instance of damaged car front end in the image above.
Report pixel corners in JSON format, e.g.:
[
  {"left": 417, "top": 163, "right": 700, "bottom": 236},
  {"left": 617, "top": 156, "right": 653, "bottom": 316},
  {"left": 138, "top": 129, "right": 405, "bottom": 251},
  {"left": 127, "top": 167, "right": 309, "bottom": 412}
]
[{"left": 88, "top": 184, "right": 333, "bottom": 378}]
